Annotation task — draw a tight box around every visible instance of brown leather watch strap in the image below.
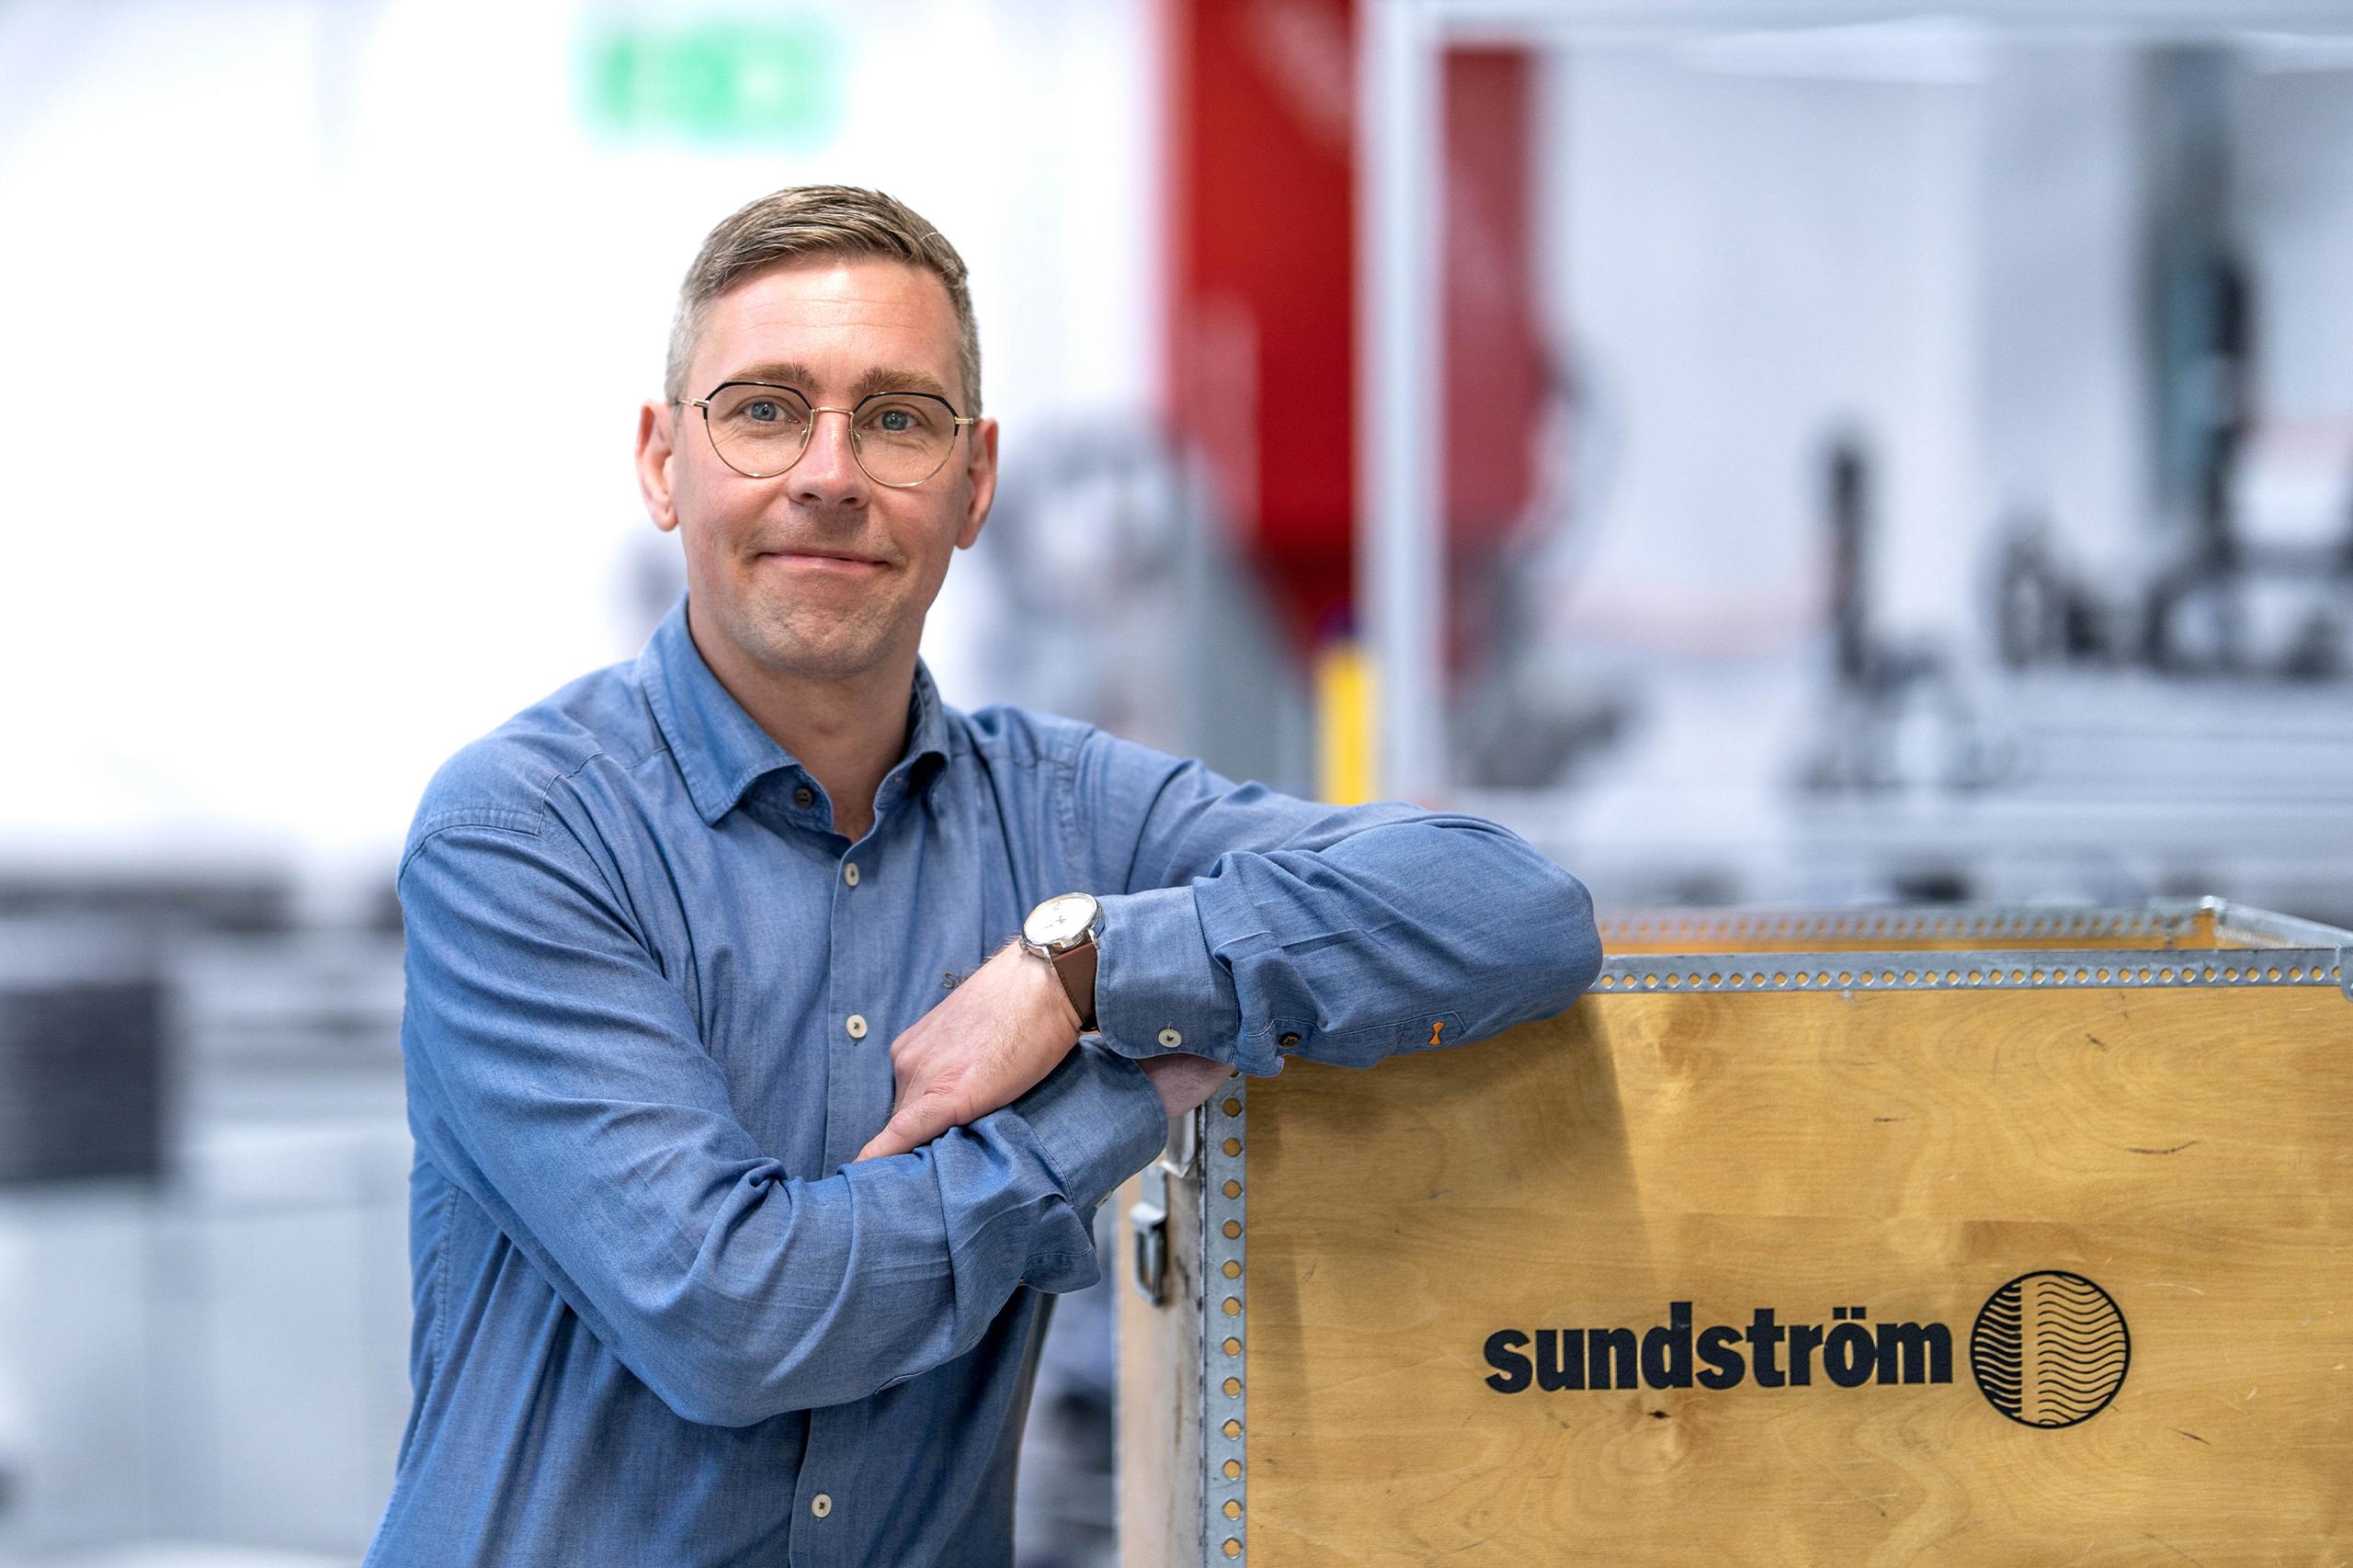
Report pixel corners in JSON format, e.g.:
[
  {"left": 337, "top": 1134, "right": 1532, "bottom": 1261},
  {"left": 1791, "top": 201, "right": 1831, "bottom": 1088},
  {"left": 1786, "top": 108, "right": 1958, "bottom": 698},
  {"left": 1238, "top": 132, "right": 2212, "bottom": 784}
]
[{"left": 1050, "top": 941, "right": 1098, "bottom": 1033}]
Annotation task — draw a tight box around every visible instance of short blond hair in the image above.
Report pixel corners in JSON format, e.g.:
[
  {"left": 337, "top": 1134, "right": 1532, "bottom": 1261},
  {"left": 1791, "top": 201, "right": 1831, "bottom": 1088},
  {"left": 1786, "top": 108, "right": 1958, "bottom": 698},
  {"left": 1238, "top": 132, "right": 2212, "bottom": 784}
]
[{"left": 664, "top": 185, "right": 982, "bottom": 413}]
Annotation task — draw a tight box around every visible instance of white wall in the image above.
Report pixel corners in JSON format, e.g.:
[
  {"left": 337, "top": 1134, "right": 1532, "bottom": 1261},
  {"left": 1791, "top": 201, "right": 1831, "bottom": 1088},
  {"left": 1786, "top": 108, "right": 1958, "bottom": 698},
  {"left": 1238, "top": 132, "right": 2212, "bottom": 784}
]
[
  {"left": 0, "top": 0, "right": 1161, "bottom": 869},
  {"left": 1533, "top": 37, "right": 2353, "bottom": 666},
  {"left": 2235, "top": 56, "right": 2353, "bottom": 421},
  {"left": 1977, "top": 45, "right": 2152, "bottom": 574},
  {"left": 1539, "top": 44, "right": 1984, "bottom": 660}
]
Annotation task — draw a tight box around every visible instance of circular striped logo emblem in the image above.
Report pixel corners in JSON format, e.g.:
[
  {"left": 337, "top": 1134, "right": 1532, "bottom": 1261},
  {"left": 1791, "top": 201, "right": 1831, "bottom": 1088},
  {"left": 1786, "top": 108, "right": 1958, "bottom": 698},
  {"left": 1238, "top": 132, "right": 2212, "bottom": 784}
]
[{"left": 1969, "top": 1270, "right": 2131, "bottom": 1428}]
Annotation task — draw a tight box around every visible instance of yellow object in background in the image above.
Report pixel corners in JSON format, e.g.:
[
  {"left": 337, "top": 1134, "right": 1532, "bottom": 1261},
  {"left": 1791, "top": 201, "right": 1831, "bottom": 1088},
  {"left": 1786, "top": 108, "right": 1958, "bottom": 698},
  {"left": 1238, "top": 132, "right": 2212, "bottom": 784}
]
[{"left": 1313, "top": 640, "right": 1376, "bottom": 805}]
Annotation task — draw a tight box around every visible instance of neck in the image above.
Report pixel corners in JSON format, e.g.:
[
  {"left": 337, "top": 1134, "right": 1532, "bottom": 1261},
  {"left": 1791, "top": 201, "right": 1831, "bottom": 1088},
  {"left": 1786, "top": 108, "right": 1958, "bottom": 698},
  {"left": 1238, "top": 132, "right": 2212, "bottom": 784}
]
[{"left": 685, "top": 602, "right": 914, "bottom": 843}]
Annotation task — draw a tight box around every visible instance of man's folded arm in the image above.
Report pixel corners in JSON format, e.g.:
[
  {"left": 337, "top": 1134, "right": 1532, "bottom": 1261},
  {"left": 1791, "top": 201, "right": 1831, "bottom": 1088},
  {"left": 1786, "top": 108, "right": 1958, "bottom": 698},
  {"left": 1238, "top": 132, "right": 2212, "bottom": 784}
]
[
  {"left": 396, "top": 820, "right": 1169, "bottom": 1429},
  {"left": 1072, "top": 730, "right": 1603, "bottom": 1076}
]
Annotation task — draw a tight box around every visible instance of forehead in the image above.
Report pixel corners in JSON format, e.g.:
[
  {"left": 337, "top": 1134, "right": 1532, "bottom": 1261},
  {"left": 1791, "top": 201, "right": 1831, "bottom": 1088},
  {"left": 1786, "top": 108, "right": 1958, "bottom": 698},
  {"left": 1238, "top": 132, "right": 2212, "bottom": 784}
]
[{"left": 691, "top": 256, "right": 962, "bottom": 400}]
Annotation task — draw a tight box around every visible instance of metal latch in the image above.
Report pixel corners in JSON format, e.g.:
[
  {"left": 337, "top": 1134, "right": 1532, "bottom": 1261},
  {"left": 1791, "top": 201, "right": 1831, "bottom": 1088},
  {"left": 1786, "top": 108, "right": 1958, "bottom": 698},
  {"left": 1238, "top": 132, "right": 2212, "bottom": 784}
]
[
  {"left": 1127, "top": 1106, "right": 1203, "bottom": 1306},
  {"left": 1128, "top": 1162, "right": 1168, "bottom": 1306},
  {"left": 1162, "top": 1100, "right": 1200, "bottom": 1178}
]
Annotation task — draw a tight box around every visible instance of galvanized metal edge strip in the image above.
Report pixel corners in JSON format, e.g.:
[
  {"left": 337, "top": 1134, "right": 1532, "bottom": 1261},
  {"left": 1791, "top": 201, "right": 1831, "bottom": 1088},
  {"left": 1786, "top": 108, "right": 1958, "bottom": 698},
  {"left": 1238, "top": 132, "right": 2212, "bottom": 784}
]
[
  {"left": 1597, "top": 902, "right": 2214, "bottom": 948},
  {"left": 2202, "top": 898, "right": 2353, "bottom": 950},
  {"left": 1597, "top": 946, "right": 2348, "bottom": 994},
  {"left": 1202, "top": 1081, "right": 1247, "bottom": 1563}
]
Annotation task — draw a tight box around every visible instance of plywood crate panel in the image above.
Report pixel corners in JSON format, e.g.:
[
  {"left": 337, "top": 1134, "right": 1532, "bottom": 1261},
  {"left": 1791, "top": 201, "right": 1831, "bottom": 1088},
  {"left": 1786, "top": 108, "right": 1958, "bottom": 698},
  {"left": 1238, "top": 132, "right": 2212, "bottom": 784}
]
[{"left": 1119, "top": 900, "right": 2353, "bottom": 1566}]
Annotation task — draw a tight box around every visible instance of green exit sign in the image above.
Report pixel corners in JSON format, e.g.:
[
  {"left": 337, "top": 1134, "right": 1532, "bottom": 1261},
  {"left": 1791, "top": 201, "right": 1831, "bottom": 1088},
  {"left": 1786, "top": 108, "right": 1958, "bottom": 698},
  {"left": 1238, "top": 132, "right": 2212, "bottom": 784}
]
[{"left": 580, "top": 17, "right": 847, "bottom": 149}]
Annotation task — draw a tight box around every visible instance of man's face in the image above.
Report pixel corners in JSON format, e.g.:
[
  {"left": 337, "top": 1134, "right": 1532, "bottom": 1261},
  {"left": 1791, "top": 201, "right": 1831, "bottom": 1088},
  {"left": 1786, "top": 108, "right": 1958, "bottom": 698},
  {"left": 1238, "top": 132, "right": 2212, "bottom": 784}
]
[{"left": 636, "top": 256, "right": 996, "bottom": 687}]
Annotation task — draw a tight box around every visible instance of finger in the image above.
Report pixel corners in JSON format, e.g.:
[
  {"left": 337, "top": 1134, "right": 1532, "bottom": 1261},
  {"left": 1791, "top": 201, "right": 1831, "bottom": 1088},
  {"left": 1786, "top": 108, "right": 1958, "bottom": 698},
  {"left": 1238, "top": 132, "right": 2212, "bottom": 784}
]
[
  {"left": 851, "top": 1098, "right": 949, "bottom": 1164},
  {"left": 885, "top": 1033, "right": 919, "bottom": 1091}
]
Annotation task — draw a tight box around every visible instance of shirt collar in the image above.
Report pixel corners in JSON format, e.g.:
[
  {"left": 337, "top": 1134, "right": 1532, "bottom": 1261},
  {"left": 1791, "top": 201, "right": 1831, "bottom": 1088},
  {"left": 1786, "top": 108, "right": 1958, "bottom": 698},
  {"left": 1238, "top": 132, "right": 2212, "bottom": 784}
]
[{"left": 637, "top": 595, "right": 954, "bottom": 827}]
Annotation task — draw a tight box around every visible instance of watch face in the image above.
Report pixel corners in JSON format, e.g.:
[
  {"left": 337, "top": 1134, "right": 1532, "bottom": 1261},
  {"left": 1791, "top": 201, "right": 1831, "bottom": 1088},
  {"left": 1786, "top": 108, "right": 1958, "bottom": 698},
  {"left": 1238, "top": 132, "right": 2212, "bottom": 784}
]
[{"left": 1024, "top": 892, "right": 1099, "bottom": 950}]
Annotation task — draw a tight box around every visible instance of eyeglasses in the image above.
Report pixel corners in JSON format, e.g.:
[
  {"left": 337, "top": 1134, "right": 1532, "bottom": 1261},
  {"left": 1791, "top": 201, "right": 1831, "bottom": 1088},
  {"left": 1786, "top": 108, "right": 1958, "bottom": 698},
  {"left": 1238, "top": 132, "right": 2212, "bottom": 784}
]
[{"left": 676, "top": 382, "right": 978, "bottom": 489}]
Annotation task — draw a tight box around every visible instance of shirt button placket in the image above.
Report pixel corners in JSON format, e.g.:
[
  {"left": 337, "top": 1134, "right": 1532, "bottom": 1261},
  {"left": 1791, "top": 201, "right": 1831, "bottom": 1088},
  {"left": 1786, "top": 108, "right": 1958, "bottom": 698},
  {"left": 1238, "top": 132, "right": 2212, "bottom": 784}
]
[
  {"left": 828, "top": 836, "right": 881, "bottom": 1173},
  {"left": 800, "top": 1405, "right": 858, "bottom": 1562}
]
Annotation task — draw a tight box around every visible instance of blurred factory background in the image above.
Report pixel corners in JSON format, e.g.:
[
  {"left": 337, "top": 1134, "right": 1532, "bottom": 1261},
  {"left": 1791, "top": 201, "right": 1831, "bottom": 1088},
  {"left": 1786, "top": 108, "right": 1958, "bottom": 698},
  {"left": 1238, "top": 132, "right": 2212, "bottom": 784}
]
[{"left": 6, "top": 0, "right": 2353, "bottom": 1562}]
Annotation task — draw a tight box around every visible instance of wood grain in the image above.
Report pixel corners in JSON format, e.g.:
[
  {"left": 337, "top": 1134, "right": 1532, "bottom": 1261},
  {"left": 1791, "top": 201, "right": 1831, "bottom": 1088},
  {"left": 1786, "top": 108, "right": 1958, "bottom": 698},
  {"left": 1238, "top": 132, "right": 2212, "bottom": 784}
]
[
  {"left": 1118, "top": 1165, "right": 1203, "bottom": 1568},
  {"left": 1233, "top": 983, "right": 2353, "bottom": 1564}
]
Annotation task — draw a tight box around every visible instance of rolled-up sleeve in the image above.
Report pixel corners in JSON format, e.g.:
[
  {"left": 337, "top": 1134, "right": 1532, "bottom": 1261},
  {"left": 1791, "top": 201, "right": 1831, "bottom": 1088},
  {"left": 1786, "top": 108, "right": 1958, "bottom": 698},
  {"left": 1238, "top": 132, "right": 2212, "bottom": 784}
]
[
  {"left": 397, "top": 815, "right": 1169, "bottom": 1429},
  {"left": 1073, "top": 732, "right": 1601, "bottom": 1076}
]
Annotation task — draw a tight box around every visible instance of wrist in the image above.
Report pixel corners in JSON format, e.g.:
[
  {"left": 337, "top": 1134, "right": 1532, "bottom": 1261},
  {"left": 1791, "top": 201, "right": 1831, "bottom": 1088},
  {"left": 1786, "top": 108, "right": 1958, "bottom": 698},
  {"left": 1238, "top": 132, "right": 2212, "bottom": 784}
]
[
  {"left": 1016, "top": 937, "right": 1084, "bottom": 1036},
  {"left": 1020, "top": 892, "right": 1102, "bottom": 1034}
]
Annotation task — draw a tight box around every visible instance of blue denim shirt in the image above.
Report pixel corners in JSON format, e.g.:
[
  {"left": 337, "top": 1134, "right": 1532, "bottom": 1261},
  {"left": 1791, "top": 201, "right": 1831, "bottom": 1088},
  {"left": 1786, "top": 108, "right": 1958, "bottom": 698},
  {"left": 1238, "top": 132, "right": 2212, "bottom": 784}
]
[{"left": 364, "top": 597, "right": 1599, "bottom": 1567}]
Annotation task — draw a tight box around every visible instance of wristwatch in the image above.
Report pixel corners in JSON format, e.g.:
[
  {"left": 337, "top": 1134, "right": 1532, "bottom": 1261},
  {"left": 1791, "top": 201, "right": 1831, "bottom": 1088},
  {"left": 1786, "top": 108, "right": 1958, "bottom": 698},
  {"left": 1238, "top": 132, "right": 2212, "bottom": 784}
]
[{"left": 1020, "top": 892, "right": 1102, "bottom": 1033}]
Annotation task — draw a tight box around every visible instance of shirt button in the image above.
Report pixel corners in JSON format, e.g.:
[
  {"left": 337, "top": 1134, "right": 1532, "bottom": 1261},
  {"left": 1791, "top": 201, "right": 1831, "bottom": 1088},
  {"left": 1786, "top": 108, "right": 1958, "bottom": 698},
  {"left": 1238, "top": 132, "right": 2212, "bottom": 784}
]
[
  {"left": 811, "top": 1494, "right": 833, "bottom": 1518},
  {"left": 843, "top": 862, "right": 860, "bottom": 887},
  {"left": 847, "top": 1015, "right": 868, "bottom": 1040},
  {"left": 1157, "top": 1028, "right": 1183, "bottom": 1049},
  {"left": 792, "top": 786, "right": 815, "bottom": 809}
]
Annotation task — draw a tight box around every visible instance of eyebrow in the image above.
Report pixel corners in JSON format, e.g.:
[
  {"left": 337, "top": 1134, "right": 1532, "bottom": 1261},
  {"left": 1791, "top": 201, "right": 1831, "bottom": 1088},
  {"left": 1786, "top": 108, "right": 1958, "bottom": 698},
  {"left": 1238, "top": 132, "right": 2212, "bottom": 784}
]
[{"left": 718, "top": 360, "right": 957, "bottom": 406}]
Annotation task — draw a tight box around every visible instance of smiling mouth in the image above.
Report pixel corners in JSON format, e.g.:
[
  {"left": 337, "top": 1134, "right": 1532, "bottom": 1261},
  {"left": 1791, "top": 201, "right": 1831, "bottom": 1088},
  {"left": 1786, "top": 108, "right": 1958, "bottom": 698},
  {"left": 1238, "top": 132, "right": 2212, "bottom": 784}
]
[{"left": 764, "top": 549, "right": 889, "bottom": 569}]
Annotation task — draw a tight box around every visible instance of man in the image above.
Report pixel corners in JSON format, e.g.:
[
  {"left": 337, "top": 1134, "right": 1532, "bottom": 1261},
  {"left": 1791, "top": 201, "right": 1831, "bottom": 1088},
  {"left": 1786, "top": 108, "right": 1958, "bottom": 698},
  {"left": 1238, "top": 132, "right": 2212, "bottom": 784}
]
[{"left": 364, "top": 185, "right": 1598, "bottom": 1567}]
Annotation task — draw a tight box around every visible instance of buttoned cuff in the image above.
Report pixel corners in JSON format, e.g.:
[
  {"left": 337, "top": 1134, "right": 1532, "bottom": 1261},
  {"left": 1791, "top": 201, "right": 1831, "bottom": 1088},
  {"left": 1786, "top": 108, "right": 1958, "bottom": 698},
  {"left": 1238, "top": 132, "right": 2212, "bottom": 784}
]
[
  {"left": 1093, "top": 884, "right": 1275, "bottom": 1074},
  {"left": 1006, "top": 1040, "right": 1170, "bottom": 1221}
]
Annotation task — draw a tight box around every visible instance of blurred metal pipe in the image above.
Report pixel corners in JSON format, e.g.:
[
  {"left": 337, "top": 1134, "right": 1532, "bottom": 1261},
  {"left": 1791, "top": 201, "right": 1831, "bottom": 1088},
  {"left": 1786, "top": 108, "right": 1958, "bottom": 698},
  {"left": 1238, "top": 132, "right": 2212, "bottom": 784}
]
[
  {"left": 1361, "top": 0, "right": 1446, "bottom": 801},
  {"left": 1411, "top": 0, "right": 2353, "bottom": 43}
]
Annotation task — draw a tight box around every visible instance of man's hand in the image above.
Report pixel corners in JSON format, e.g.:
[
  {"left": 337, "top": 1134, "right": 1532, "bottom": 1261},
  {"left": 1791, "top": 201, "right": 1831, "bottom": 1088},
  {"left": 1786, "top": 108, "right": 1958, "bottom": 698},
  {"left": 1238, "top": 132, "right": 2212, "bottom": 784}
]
[
  {"left": 1138, "top": 1052, "right": 1233, "bottom": 1119},
  {"left": 853, "top": 941, "right": 1083, "bottom": 1163}
]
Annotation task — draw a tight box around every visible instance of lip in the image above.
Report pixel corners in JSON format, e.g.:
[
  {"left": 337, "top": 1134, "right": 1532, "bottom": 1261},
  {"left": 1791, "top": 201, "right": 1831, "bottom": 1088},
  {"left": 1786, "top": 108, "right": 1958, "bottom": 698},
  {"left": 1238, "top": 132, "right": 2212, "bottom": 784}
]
[{"left": 762, "top": 549, "right": 889, "bottom": 573}]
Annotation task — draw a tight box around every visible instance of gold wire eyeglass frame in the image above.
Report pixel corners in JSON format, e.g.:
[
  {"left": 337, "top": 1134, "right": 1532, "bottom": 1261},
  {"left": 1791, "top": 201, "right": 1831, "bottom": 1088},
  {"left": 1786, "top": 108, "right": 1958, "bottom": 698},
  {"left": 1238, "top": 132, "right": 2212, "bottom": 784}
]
[{"left": 676, "top": 382, "right": 979, "bottom": 489}]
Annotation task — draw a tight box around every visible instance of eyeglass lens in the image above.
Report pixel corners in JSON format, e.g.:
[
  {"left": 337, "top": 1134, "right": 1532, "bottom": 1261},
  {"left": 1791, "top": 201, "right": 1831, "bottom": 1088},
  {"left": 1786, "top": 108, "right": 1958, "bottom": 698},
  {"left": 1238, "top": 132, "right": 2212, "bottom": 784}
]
[{"left": 702, "top": 385, "right": 960, "bottom": 486}]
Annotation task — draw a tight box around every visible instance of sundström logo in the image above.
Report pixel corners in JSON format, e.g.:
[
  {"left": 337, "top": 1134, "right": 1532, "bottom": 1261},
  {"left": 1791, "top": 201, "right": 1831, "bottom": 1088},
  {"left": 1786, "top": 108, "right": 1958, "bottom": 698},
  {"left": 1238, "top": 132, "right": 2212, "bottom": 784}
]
[{"left": 1968, "top": 1270, "right": 2130, "bottom": 1428}]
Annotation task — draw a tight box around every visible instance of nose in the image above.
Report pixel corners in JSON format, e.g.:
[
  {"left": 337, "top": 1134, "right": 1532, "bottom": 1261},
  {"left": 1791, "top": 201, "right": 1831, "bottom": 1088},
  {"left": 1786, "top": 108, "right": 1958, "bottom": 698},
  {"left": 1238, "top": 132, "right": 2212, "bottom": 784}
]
[{"left": 790, "top": 405, "right": 868, "bottom": 506}]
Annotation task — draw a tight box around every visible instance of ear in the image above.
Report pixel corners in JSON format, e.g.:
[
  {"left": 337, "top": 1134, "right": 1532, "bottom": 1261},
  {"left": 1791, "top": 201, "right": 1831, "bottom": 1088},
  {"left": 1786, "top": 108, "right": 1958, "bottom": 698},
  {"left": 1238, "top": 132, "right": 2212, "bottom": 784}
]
[
  {"left": 636, "top": 400, "right": 681, "bottom": 533},
  {"left": 955, "top": 415, "right": 998, "bottom": 551}
]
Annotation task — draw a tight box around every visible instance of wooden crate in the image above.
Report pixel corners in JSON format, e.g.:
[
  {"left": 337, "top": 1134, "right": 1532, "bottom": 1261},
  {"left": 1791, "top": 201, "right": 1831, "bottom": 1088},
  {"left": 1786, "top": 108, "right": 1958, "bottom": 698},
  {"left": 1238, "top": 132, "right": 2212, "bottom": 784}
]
[{"left": 1117, "top": 899, "right": 2353, "bottom": 1565}]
